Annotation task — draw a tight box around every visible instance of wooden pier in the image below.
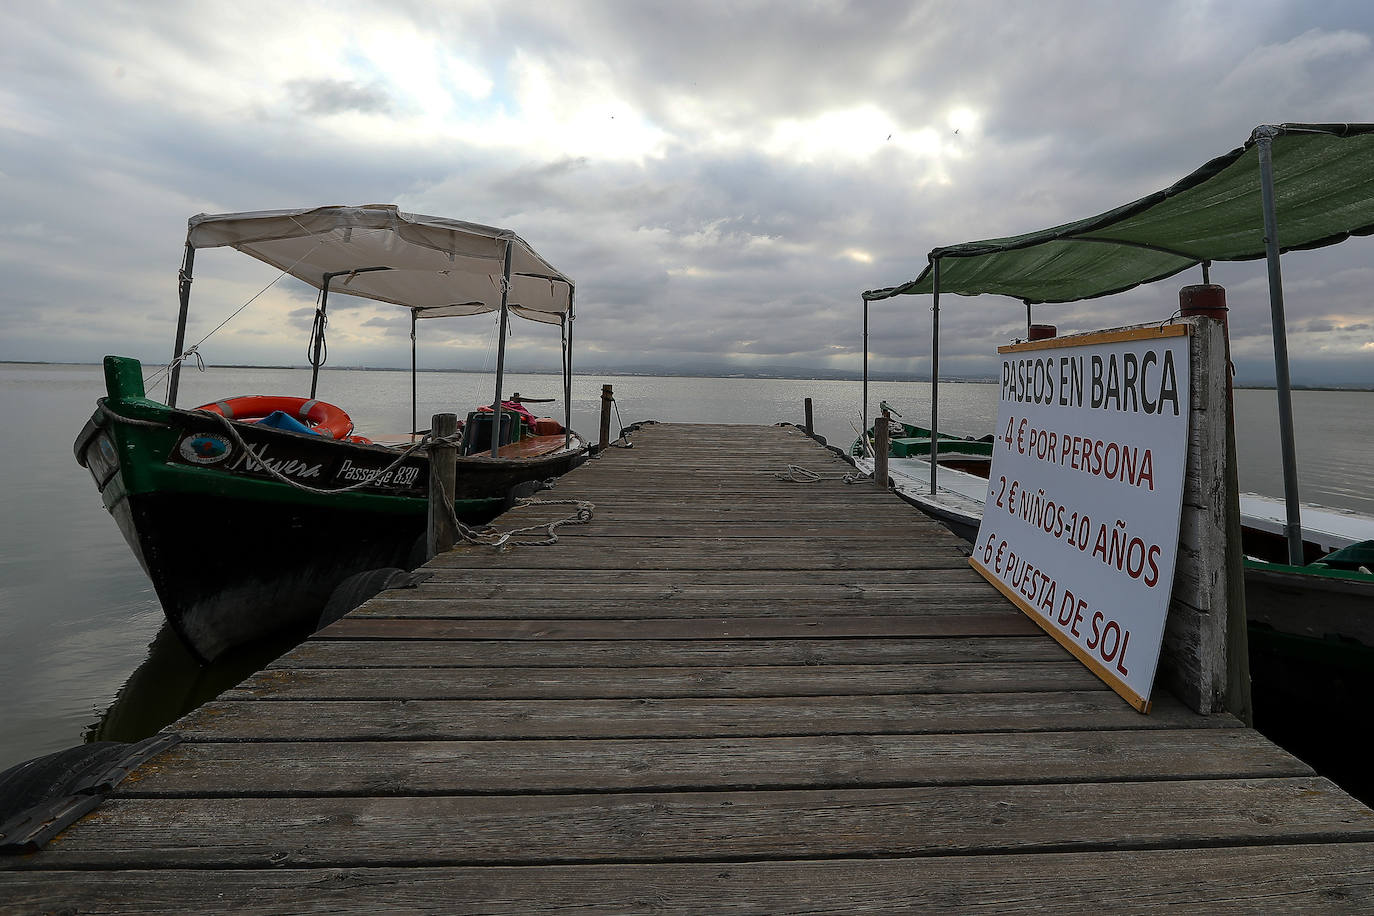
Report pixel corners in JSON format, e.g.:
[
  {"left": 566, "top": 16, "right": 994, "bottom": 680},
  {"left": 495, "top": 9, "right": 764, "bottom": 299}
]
[{"left": 5, "top": 423, "right": 1374, "bottom": 911}]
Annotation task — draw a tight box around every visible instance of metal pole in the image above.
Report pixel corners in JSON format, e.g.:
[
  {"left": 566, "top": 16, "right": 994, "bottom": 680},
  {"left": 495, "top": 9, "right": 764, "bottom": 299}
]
[
  {"left": 862, "top": 298, "right": 869, "bottom": 436},
  {"left": 564, "top": 293, "right": 574, "bottom": 450},
  {"left": 1202, "top": 260, "right": 1211, "bottom": 285},
  {"left": 1256, "top": 131, "right": 1305, "bottom": 565},
  {"left": 309, "top": 276, "right": 331, "bottom": 400},
  {"left": 490, "top": 243, "right": 514, "bottom": 458},
  {"left": 930, "top": 257, "right": 941, "bottom": 497},
  {"left": 1025, "top": 301, "right": 1031, "bottom": 338},
  {"left": 410, "top": 310, "right": 418, "bottom": 437},
  {"left": 168, "top": 241, "right": 195, "bottom": 407},
  {"left": 310, "top": 267, "right": 388, "bottom": 400},
  {"left": 874, "top": 405, "right": 890, "bottom": 491}
]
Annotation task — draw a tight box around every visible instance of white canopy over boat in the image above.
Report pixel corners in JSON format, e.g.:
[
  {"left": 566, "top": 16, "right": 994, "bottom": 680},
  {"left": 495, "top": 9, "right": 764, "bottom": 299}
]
[
  {"left": 186, "top": 204, "right": 573, "bottom": 324},
  {"left": 170, "top": 205, "right": 577, "bottom": 452}
]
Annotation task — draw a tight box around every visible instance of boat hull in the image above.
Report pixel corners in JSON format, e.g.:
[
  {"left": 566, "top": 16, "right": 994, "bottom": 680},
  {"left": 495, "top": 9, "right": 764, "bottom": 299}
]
[
  {"left": 77, "top": 395, "right": 586, "bottom": 661},
  {"left": 858, "top": 454, "right": 1374, "bottom": 652},
  {"left": 1243, "top": 560, "right": 1374, "bottom": 646}
]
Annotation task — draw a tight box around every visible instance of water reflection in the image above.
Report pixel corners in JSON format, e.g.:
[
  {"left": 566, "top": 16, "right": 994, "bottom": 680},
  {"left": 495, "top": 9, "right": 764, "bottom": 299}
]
[{"left": 85, "top": 623, "right": 305, "bottom": 744}]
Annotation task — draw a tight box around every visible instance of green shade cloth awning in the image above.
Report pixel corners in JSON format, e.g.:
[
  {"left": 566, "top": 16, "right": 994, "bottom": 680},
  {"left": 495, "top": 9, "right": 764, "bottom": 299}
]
[{"left": 863, "top": 123, "right": 1374, "bottom": 304}]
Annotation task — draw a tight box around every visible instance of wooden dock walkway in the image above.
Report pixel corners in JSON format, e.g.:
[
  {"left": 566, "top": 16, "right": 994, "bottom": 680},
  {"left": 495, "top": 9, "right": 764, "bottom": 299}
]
[{"left": 5, "top": 422, "right": 1374, "bottom": 912}]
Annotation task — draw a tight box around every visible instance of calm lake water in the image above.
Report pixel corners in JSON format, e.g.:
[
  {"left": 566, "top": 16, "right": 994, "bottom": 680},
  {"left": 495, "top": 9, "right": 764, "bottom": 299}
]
[{"left": 0, "top": 362, "right": 1370, "bottom": 775}]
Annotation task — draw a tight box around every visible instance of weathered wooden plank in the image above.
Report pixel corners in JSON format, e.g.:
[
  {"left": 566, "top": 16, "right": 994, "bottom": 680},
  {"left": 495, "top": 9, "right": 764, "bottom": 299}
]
[
  {"left": 351, "top": 596, "right": 1017, "bottom": 619},
  {"left": 115, "top": 729, "right": 1306, "bottom": 797},
  {"left": 411, "top": 568, "right": 987, "bottom": 585},
  {"left": 497, "top": 503, "right": 955, "bottom": 522},
  {"left": 316, "top": 614, "right": 1041, "bottom": 640},
  {"left": 276, "top": 636, "right": 1070, "bottom": 669},
  {"left": 224, "top": 661, "right": 1104, "bottom": 700},
  {"left": 8, "top": 844, "right": 1374, "bottom": 913},
  {"left": 486, "top": 523, "right": 967, "bottom": 538},
  {"left": 174, "top": 692, "right": 1235, "bottom": 743},
  {"left": 385, "top": 582, "right": 1001, "bottom": 602},
  {"left": 428, "top": 546, "right": 972, "bottom": 570},
  {"left": 21, "top": 778, "right": 1367, "bottom": 870}
]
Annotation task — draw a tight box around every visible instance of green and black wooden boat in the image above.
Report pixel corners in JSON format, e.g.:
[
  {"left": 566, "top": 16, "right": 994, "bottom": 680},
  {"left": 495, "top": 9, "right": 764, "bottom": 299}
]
[
  {"left": 850, "top": 403, "right": 994, "bottom": 476},
  {"left": 74, "top": 206, "right": 588, "bottom": 662}
]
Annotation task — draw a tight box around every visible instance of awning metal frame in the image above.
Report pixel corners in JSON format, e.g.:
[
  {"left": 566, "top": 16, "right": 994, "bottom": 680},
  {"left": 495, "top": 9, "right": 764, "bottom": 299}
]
[
  {"left": 860, "top": 124, "right": 1374, "bottom": 564},
  {"left": 166, "top": 207, "right": 576, "bottom": 457}
]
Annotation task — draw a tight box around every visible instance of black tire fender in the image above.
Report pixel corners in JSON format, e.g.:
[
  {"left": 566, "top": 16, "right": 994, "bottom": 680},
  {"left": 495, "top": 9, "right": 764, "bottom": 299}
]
[{"left": 317, "top": 567, "right": 416, "bottom": 630}]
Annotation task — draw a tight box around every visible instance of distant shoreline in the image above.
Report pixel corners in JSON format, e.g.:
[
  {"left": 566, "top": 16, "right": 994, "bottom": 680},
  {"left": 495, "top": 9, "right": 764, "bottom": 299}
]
[{"left": 3, "top": 360, "right": 1371, "bottom": 391}]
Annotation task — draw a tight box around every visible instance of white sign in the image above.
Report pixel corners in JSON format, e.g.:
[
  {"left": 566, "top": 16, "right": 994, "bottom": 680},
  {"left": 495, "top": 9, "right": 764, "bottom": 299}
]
[{"left": 969, "top": 325, "right": 1191, "bottom": 711}]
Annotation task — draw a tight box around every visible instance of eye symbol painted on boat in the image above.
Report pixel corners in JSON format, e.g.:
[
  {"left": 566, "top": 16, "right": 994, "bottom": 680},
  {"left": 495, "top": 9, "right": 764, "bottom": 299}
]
[
  {"left": 179, "top": 433, "right": 231, "bottom": 465},
  {"left": 97, "top": 436, "right": 118, "bottom": 467}
]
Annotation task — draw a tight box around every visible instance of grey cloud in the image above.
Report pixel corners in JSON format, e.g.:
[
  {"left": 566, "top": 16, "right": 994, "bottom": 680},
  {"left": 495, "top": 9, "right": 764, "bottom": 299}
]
[
  {"left": 287, "top": 78, "right": 393, "bottom": 116},
  {"left": 3, "top": 1, "right": 1374, "bottom": 385}
]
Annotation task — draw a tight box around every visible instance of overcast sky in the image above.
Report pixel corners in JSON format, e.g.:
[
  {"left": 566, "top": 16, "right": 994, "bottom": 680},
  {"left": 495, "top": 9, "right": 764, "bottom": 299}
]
[{"left": 3, "top": 0, "right": 1373, "bottom": 385}]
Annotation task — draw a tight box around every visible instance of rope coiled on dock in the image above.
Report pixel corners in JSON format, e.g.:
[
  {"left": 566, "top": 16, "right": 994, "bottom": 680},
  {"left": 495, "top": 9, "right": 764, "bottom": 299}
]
[{"left": 773, "top": 464, "right": 870, "bottom": 484}]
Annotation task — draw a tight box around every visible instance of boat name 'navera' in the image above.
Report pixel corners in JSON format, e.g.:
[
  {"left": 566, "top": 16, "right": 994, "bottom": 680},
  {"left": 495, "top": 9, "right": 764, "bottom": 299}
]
[
  {"left": 226, "top": 442, "right": 323, "bottom": 480},
  {"left": 1002, "top": 349, "right": 1181, "bottom": 416}
]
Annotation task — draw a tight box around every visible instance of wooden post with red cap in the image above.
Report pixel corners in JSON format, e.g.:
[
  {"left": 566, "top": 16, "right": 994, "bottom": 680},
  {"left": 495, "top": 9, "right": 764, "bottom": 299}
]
[{"left": 1178, "top": 284, "right": 1251, "bottom": 724}]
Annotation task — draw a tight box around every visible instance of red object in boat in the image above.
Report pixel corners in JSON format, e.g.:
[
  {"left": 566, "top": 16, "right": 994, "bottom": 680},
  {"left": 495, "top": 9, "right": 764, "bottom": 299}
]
[{"left": 194, "top": 395, "right": 354, "bottom": 439}]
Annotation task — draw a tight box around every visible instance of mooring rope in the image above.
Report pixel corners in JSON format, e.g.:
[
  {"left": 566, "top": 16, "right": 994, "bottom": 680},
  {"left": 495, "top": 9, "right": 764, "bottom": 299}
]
[
  {"left": 587, "top": 399, "right": 645, "bottom": 457},
  {"left": 428, "top": 469, "right": 594, "bottom": 549},
  {"left": 203, "top": 412, "right": 593, "bottom": 548},
  {"left": 490, "top": 495, "right": 596, "bottom": 548},
  {"left": 201, "top": 410, "right": 441, "bottom": 495},
  {"left": 143, "top": 241, "right": 325, "bottom": 396},
  {"left": 773, "top": 464, "right": 870, "bottom": 484},
  {"left": 99, "top": 405, "right": 593, "bottom": 549}
]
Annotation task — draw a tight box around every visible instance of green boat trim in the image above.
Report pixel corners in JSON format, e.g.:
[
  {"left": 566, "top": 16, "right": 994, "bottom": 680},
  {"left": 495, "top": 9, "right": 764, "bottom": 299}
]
[{"left": 75, "top": 206, "right": 589, "bottom": 662}]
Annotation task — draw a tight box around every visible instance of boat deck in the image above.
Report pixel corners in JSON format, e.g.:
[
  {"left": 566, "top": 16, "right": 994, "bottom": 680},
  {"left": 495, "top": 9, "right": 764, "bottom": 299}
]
[{"left": 4, "top": 423, "right": 1374, "bottom": 911}]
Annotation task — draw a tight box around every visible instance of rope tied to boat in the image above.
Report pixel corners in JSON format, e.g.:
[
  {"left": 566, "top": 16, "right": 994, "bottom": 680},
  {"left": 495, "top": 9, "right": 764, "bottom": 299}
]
[
  {"left": 143, "top": 240, "right": 325, "bottom": 397},
  {"left": 589, "top": 398, "right": 638, "bottom": 456},
  {"left": 199, "top": 409, "right": 445, "bottom": 495},
  {"left": 100, "top": 404, "right": 594, "bottom": 550},
  {"left": 773, "top": 464, "right": 870, "bottom": 484},
  {"left": 497, "top": 496, "right": 596, "bottom": 548},
  {"left": 429, "top": 469, "right": 594, "bottom": 550},
  {"left": 200, "top": 410, "right": 592, "bottom": 550}
]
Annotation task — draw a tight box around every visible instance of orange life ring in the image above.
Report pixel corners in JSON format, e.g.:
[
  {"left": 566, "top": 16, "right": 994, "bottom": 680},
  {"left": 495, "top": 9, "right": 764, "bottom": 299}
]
[{"left": 195, "top": 395, "right": 354, "bottom": 440}]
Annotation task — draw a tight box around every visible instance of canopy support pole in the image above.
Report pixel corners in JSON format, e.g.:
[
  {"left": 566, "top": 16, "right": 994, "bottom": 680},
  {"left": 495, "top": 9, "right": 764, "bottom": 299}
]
[
  {"left": 309, "top": 277, "right": 331, "bottom": 400},
  {"left": 564, "top": 295, "right": 574, "bottom": 450},
  {"left": 930, "top": 257, "right": 941, "bottom": 497},
  {"left": 1201, "top": 260, "right": 1211, "bottom": 284},
  {"left": 862, "top": 298, "right": 869, "bottom": 438},
  {"left": 1025, "top": 302, "right": 1031, "bottom": 337},
  {"left": 310, "top": 266, "right": 391, "bottom": 400},
  {"left": 410, "top": 310, "right": 418, "bottom": 437},
  {"left": 168, "top": 241, "right": 195, "bottom": 408},
  {"left": 1256, "top": 132, "right": 1305, "bottom": 565},
  {"left": 490, "top": 243, "right": 514, "bottom": 458}
]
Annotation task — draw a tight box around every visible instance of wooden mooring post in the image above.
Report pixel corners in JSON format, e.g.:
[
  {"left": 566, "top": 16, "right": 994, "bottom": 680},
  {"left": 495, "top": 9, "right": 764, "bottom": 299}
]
[
  {"left": 598, "top": 384, "right": 614, "bottom": 452},
  {"left": 426, "top": 412, "right": 458, "bottom": 559},
  {"left": 1157, "top": 310, "right": 1250, "bottom": 718},
  {"left": 803, "top": 397, "right": 814, "bottom": 437},
  {"left": 873, "top": 406, "right": 889, "bottom": 489}
]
